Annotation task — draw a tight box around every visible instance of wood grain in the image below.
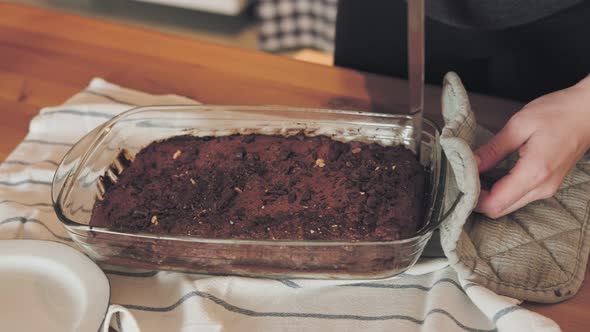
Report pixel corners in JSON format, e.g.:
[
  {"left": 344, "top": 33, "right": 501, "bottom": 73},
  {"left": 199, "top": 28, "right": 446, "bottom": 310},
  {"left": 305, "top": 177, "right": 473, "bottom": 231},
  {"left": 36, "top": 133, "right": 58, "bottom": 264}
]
[{"left": 0, "top": 3, "right": 587, "bottom": 331}]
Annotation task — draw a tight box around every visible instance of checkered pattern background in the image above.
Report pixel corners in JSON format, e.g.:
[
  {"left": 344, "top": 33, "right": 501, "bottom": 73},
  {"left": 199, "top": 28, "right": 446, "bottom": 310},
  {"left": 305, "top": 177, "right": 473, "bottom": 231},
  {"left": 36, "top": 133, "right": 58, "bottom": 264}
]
[{"left": 257, "top": 0, "right": 338, "bottom": 52}]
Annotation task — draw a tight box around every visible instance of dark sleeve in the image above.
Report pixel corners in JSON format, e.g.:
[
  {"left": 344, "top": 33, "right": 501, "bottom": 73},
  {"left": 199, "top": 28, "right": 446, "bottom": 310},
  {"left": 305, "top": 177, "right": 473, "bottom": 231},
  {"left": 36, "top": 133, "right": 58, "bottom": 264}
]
[{"left": 334, "top": 0, "right": 590, "bottom": 102}]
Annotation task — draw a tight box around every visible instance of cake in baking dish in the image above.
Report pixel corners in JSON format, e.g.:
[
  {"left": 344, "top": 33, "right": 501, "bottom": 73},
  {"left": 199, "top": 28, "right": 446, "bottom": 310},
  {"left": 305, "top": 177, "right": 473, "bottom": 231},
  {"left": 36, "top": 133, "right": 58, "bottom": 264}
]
[{"left": 90, "top": 133, "right": 426, "bottom": 241}]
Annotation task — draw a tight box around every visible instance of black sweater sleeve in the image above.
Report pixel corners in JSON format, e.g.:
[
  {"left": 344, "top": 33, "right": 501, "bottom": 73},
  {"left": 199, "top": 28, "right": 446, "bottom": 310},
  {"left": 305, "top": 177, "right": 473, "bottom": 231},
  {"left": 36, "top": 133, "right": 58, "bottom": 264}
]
[{"left": 334, "top": 0, "right": 590, "bottom": 102}]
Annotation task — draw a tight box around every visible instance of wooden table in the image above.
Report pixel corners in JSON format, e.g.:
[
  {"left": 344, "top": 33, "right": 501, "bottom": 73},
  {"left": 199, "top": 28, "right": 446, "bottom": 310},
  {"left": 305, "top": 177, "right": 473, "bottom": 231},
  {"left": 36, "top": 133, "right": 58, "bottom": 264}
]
[{"left": 0, "top": 3, "right": 587, "bottom": 331}]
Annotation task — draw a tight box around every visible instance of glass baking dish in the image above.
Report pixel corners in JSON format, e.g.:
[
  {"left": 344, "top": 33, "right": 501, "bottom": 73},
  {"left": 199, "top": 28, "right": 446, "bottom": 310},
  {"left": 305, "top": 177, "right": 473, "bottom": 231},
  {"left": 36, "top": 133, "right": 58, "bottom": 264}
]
[{"left": 52, "top": 105, "right": 447, "bottom": 279}]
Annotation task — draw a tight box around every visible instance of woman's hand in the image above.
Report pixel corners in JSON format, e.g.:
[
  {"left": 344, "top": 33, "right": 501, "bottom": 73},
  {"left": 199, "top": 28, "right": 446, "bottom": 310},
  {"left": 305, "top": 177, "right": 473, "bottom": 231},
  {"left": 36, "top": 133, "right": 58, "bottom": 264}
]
[{"left": 475, "top": 75, "right": 590, "bottom": 219}]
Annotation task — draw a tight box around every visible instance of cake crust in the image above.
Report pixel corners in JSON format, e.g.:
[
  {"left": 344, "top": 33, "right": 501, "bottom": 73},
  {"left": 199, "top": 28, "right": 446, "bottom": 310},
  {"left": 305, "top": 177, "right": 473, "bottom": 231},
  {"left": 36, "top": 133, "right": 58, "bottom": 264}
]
[{"left": 90, "top": 134, "right": 426, "bottom": 241}]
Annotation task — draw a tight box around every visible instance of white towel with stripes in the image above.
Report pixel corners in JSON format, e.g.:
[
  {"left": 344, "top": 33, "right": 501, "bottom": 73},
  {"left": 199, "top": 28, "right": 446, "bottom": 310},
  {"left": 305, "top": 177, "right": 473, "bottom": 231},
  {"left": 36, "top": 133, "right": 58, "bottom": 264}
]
[{"left": 0, "top": 78, "right": 560, "bottom": 332}]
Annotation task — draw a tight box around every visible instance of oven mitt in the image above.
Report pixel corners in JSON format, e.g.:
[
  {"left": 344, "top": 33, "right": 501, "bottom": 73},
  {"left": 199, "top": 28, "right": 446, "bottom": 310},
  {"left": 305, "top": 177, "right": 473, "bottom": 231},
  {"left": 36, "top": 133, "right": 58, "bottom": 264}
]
[{"left": 438, "top": 71, "right": 590, "bottom": 303}]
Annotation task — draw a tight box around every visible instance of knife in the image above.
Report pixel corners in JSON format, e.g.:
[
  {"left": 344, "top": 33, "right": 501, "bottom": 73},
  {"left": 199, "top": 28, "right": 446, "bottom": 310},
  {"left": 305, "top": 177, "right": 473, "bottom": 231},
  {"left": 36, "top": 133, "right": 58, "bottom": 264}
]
[{"left": 407, "top": 0, "right": 425, "bottom": 155}]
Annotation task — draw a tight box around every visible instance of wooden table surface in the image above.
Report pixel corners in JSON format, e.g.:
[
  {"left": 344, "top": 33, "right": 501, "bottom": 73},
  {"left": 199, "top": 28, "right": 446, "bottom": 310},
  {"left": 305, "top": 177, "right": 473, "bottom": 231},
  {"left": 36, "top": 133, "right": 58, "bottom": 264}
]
[{"left": 0, "top": 3, "right": 587, "bottom": 331}]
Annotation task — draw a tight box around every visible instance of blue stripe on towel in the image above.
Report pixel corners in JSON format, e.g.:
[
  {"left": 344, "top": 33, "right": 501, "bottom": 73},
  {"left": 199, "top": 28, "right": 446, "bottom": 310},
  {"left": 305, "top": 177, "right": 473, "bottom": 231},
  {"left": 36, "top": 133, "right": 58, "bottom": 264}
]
[
  {"left": 0, "top": 216, "right": 72, "bottom": 242},
  {"left": 119, "top": 290, "right": 496, "bottom": 332}
]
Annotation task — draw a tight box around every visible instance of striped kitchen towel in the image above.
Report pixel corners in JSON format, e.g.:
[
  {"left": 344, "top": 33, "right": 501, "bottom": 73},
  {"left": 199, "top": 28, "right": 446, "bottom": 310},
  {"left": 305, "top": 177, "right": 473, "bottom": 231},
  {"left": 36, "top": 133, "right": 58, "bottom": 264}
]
[{"left": 0, "top": 78, "right": 560, "bottom": 332}]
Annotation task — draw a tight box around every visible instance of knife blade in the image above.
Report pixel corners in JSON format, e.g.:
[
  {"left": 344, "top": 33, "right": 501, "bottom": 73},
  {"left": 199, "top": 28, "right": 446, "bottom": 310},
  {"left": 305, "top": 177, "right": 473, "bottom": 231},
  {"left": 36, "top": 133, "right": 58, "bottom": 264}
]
[{"left": 407, "top": 0, "right": 425, "bottom": 154}]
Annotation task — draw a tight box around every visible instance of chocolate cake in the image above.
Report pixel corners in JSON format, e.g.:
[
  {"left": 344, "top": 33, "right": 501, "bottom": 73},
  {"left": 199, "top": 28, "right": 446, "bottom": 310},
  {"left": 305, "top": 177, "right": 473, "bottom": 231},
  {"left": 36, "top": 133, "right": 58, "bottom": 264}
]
[{"left": 90, "top": 133, "right": 426, "bottom": 241}]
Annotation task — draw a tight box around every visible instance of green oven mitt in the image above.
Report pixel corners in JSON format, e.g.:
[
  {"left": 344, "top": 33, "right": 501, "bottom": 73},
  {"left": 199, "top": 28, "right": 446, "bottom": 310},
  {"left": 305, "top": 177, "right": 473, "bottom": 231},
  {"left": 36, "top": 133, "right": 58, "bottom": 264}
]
[{"left": 438, "top": 72, "right": 590, "bottom": 303}]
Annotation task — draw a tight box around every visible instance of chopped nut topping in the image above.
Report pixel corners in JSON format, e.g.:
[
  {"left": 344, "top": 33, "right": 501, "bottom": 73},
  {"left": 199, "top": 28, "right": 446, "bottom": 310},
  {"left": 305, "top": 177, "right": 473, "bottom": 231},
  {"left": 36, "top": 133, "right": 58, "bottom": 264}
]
[
  {"left": 229, "top": 220, "right": 235, "bottom": 225},
  {"left": 315, "top": 158, "right": 326, "bottom": 168},
  {"left": 375, "top": 166, "right": 380, "bottom": 171},
  {"left": 234, "top": 187, "right": 243, "bottom": 193},
  {"left": 172, "top": 150, "right": 182, "bottom": 160},
  {"left": 331, "top": 224, "right": 339, "bottom": 228},
  {"left": 310, "top": 229, "right": 316, "bottom": 234},
  {"left": 150, "top": 215, "right": 159, "bottom": 225},
  {"left": 234, "top": 147, "right": 246, "bottom": 160},
  {"left": 391, "top": 165, "right": 397, "bottom": 171},
  {"left": 190, "top": 178, "right": 197, "bottom": 185},
  {"left": 351, "top": 147, "right": 362, "bottom": 154},
  {"left": 359, "top": 191, "right": 366, "bottom": 195}
]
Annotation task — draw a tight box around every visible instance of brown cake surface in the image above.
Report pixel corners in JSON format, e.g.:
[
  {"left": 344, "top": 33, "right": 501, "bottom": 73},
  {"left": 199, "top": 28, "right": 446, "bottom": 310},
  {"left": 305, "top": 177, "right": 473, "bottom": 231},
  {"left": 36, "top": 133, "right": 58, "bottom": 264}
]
[{"left": 90, "top": 134, "right": 426, "bottom": 241}]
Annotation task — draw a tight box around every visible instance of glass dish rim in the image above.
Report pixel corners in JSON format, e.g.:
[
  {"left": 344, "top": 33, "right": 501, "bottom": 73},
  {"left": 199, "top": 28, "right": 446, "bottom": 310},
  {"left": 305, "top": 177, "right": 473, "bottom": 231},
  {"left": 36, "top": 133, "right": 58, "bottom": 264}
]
[{"left": 52, "top": 104, "right": 447, "bottom": 247}]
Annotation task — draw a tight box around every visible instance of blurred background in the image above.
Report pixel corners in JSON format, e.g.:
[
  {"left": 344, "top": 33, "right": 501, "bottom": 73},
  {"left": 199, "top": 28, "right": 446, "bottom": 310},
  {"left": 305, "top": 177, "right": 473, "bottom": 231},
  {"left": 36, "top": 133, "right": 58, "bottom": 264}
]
[{"left": 6, "top": 0, "right": 336, "bottom": 65}]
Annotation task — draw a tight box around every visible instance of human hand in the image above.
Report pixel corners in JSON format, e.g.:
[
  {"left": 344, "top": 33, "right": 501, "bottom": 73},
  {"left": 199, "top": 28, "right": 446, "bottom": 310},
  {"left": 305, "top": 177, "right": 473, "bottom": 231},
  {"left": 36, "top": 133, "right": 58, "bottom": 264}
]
[{"left": 474, "top": 75, "right": 590, "bottom": 219}]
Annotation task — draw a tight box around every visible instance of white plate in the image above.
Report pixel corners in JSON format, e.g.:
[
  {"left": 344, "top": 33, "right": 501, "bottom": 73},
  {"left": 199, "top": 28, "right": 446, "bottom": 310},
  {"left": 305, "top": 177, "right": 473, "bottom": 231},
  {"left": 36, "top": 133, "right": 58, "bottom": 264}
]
[{"left": 0, "top": 240, "right": 110, "bottom": 332}]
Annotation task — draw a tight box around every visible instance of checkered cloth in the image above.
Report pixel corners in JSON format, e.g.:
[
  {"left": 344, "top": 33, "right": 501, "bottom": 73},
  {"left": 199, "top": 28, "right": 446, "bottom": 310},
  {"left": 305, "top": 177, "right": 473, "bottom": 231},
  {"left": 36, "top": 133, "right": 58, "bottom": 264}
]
[{"left": 257, "top": 0, "right": 338, "bottom": 52}]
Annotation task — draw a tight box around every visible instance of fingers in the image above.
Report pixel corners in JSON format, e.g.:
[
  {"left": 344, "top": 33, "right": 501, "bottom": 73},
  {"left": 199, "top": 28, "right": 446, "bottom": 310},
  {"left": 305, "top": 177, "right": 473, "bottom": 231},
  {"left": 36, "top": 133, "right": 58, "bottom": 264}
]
[
  {"left": 477, "top": 187, "right": 535, "bottom": 219},
  {"left": 475, "top": 156, "right": 540, "bottom": 218},
  {"left": 477, "top": 179, "right": 559, "bottom": 219},
  {"left": 475, "top": 114, "right": 532, "bottom": 173},
  {"left": 500, "top": 189, "right": 544, "bottom": 217},
  {"left": 475, "top": 144, "right": 564, "bottom": 219},
  {"left": 474, "top": 84, "right": 590, "bottom": 219},
  {"left": 474, "top": 112, "right": 537, "bottom": 218}
]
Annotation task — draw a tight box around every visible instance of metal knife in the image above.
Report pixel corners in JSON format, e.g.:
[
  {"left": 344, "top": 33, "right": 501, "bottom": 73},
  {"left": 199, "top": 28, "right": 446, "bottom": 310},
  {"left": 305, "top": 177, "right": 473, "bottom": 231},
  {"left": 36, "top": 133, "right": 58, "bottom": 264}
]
[{"left": 407, "top": 0, "right": 425, "bottom": 154}]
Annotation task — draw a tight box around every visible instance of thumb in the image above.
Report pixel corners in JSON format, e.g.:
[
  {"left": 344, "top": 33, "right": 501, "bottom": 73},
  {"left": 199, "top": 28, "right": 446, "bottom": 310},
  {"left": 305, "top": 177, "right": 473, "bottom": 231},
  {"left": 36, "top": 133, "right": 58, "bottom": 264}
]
[{"left": 475, "top": 115, "right": 531, "bottom": 172}]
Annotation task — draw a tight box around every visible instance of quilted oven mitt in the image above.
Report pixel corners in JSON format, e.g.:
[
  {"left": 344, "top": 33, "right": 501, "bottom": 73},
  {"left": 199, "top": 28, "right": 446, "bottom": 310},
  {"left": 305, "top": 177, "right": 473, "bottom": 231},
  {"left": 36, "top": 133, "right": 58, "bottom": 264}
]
[{"left": 439, "top": 72, "right": 590, "bottom": 303}]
